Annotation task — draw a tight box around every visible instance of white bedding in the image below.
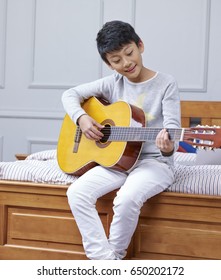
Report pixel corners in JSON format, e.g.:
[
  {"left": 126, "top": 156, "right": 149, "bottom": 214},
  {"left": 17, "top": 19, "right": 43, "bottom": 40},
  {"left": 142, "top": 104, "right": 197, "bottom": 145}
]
[
  {"left": 0, "top": 150, "right": 221, "bottom": 196},
  {"left": 169, "top": 164, "right": 221, "bottom": 195},
  {"left": 0, "top": 150, "right": 76, "bottom": 185}
]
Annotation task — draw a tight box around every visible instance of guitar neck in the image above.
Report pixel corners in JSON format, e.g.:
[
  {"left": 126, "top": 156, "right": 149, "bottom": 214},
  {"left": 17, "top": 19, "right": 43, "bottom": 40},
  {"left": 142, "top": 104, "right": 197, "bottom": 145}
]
[{"left": 102, "top": 127, "right": 184, "bottom": 142}]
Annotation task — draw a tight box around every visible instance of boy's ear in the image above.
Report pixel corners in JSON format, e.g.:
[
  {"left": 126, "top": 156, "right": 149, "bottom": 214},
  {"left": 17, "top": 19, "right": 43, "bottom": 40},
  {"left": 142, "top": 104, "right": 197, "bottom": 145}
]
[{"left": 138, "top": 40, "right": 144, "bottom": 53}]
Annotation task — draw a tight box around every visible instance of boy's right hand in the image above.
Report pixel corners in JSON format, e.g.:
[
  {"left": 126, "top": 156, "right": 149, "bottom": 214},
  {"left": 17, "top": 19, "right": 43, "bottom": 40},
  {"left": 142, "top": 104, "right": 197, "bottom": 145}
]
[{"left": 78, "top": 114, "right": 104, "bottom": 141}]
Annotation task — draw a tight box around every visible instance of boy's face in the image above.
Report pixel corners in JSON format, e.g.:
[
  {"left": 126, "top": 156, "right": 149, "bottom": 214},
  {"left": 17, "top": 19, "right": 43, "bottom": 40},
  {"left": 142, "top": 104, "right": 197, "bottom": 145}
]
[{"left": 106, "top": 41, "right": 145, "bottom": 83}]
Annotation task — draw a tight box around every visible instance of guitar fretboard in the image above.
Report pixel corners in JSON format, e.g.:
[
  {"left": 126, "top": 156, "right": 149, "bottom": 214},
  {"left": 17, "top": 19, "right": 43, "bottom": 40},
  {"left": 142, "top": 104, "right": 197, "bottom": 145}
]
[{"left": 101, "top": 126, "right": 184, "bottom": 142}]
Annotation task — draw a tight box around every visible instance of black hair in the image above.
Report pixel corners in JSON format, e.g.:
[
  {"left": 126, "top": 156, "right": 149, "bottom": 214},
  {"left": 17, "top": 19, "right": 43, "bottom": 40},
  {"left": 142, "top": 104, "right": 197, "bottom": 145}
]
[{"left": 96, "top": 20, "right": 141, "bottom": 64}]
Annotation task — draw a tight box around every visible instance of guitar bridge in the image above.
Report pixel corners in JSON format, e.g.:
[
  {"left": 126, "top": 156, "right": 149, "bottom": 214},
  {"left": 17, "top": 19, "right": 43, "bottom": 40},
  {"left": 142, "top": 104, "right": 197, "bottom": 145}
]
[{"left": 73, "top": 126, "right": 82, "bottom": 153}]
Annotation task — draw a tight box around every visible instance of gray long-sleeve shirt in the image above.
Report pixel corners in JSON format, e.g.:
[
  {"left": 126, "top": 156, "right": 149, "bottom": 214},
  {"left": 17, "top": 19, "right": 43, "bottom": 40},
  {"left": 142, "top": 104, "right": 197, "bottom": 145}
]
[{"left": 62, "top": 71, "right": 181, "bottom": 165}]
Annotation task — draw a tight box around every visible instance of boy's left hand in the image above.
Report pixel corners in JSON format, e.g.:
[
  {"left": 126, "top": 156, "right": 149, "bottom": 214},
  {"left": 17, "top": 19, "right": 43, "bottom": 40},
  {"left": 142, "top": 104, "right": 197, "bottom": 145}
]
[{"left": 156, "top": 128, "right": 174, "bottom": 154}]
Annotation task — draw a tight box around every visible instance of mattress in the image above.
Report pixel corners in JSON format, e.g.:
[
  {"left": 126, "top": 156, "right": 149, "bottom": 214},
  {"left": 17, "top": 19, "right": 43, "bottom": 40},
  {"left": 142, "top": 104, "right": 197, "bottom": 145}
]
[{"left": 0, "top": 150, "right": 221, "bottom": 196}]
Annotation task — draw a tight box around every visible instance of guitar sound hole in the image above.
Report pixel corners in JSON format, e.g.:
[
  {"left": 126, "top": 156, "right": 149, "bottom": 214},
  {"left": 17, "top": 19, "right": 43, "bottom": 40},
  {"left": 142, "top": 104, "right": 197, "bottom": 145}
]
[{"left": 100, "top": 124, "right": 111, "bottom": 143}]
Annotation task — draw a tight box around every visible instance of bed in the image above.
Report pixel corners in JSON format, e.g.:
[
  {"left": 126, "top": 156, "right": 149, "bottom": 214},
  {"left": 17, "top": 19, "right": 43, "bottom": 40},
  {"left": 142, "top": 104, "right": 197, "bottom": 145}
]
[{"left": 0, "top": 101, "right": 221, "bottom": 260}]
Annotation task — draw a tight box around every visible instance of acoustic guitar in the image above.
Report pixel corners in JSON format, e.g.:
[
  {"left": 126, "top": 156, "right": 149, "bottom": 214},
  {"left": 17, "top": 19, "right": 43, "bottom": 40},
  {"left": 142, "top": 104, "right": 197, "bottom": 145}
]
[{"left": 57, "top": 97, "right": 221, "bottom": 176}]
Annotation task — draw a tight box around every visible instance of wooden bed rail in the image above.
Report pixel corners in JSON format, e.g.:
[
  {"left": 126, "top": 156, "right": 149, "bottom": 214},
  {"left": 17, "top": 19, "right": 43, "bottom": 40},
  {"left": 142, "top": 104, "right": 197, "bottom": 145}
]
[
  {"left": 1, "top": 179, "right": 221, "bottom": 260},
  {"left": 181, "top": 101, "right": 221, "bottom": 127}
]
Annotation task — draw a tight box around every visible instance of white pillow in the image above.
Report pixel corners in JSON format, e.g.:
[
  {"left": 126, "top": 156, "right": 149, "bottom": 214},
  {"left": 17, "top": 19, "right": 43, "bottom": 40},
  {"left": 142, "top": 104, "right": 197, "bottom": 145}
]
[{"left": 26, "top": 149, "right": 57, "bottom": 161}]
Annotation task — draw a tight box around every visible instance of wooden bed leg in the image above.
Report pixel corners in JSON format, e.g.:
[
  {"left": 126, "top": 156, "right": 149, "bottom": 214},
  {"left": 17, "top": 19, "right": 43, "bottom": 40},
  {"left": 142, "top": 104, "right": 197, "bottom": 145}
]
[{"left": 0, "top": 205, "right": 7, "bottom": 245}]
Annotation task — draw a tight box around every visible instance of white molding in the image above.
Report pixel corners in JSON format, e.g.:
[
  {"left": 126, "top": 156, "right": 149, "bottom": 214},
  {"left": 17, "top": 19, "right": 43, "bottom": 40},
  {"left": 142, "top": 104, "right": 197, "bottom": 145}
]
[
  {"left": 28, "top": 83, "right": 76, "bottom": 89},
  {"left": 98, "top": 0, "right": 104, "bottom": 78},
  {"left": 27, "top": 138, "right": 57, "bottom": 154},
  {"left": 179, "top": 0, "right": 210, "bottom": 93},
  {"left": 0, "top": 136, "right": 3, "bottom": 161},
  {"left": 29, "top": 0, "right": 102, "bottom": 89},
  {"left": 0, "top": 109, "right": 64, "bottom": 120},
  {"left": 0, "top": 0, "right": 7, "bottom": 89},
  {"left": 201, "top": 0, "right": 211, "bottom": 93},
  {"left": 131, "top": 0, "right": 136, "bottom": 27},
  {"left": 29, "top": 0, "right": 37, "bottom": 88},
  {"left": 29, "top": 0, "right": 71, "bottom": 89}
]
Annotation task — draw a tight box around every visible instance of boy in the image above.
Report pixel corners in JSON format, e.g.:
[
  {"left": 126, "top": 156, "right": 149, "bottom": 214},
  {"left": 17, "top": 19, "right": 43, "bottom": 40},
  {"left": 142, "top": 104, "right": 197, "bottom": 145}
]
[{"left": 62, "top": 20, "right": 181, "bottom": 259}]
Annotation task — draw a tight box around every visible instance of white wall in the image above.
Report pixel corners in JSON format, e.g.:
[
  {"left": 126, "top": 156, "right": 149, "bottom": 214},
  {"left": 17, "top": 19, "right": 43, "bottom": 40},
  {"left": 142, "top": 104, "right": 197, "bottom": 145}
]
[{"left": 0, "top": 0, "right": 220, "bottom": 161}]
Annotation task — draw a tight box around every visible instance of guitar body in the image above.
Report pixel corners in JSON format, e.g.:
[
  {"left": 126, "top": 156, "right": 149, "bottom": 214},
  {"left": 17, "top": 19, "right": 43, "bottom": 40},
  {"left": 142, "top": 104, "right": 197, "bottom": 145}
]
[{"left": 57, "top": 97, "right": 146, "bottom": 175}]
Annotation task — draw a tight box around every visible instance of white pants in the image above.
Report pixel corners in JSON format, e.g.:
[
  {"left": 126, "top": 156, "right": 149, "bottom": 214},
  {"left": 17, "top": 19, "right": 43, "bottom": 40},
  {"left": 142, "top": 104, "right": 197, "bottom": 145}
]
[{"left": 67, "top": 158, "right": 174, "bottom": 260}]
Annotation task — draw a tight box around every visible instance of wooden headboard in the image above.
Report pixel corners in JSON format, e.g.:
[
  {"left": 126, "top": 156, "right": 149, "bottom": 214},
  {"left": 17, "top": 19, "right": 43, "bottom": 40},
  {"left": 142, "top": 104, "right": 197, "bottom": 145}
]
[{"left": 181, "top": 101, "right": 221, "bottom": 127}]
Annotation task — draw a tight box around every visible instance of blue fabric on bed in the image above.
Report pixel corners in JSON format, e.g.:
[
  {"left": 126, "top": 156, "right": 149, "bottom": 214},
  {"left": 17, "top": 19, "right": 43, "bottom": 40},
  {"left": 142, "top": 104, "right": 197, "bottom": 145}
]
[{"left": 178, "top": 141, "right": 196, "bottom": 153}]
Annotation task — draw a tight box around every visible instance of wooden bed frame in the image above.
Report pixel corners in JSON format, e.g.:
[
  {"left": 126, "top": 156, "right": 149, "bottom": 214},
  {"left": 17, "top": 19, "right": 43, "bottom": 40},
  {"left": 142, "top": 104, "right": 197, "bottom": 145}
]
[{"left": 1, "top": 101, "right": 221, "bottom": 260}]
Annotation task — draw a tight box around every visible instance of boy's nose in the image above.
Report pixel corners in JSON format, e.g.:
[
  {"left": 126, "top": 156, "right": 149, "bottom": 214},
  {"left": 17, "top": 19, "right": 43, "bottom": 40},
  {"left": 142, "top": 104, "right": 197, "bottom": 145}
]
[{"left": 123, "top": 57, "right": 130, "bottom": 67}]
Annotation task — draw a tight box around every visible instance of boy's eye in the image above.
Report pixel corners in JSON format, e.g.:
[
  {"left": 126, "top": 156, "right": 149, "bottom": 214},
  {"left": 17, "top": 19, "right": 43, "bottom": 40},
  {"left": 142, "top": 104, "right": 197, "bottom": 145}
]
[
  {"left": 112, "top": 59, "right": 120, "bottom": 64},
  {"left": 127, "top": 50, "right": 133, "bottom": 56}
]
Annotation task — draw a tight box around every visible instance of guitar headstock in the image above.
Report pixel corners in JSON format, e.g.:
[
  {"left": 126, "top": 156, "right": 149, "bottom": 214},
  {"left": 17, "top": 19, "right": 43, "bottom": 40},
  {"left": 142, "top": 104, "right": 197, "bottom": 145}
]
[{"left": 183, "top": 126, "right": 221, "bottom": 149}]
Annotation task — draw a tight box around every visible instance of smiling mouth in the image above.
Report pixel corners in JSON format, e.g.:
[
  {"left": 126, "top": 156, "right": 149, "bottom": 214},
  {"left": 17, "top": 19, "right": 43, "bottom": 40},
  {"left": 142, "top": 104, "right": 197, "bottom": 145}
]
[{"left": 126, "top": 65, "right": 136, "bottom": 73}]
